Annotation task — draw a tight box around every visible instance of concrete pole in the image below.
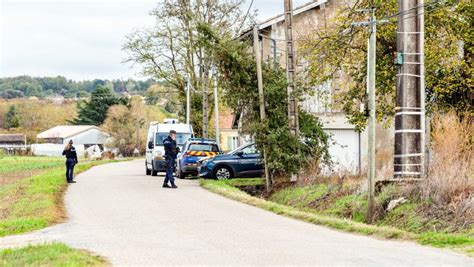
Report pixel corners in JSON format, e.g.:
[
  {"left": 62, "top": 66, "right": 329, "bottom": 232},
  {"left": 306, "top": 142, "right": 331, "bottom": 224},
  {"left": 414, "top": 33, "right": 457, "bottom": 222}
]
[
  {"left": 367, "top": 9, "right": 376, "bottom": 223},
  {"left": 213, "top": 72, "right": 220, "bottom": 145},
  {"left": 284, "top": 0, "right": 300, "bottom": 182},
  {"left": 186, "top": 77, "right": 191, "bottom": 125},
  {"left": 254, "top": 26, "right": 271, "bottom": 191},
  {"left": 283, "top": 0, "right": 299, "bottom": 137},
  {"left": 202, "top": 65, "right": 209, "bottom": 138},
  {"left": 394, "top": 0, "right": 424, "bottom": 178}
]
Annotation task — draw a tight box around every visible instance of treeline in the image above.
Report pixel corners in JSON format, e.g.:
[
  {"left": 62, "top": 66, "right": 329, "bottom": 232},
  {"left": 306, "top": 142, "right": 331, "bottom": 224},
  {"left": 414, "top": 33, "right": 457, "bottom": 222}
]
[{"left": 0, "top": 75, "right": 159, "bottom": 99}]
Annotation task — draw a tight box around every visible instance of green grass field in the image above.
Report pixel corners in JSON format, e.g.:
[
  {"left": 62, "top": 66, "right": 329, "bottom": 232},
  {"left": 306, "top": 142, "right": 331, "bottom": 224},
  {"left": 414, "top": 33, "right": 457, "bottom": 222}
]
[
  {"left": 0, "top": 156, "right": 64, "bottom": 174},
  {"left": 0, "top": 243, "right": 106, "bottom": 266},
  {"left": 0, "top": 157, "right": 116, "bottom": 237}
]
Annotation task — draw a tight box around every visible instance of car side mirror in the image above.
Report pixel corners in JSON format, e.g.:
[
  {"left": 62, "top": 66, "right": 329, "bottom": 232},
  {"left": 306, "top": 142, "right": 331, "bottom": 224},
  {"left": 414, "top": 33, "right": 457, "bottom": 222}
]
[
  {"left": 148, "top": 141, "right": 154, "bottom": 149},
  {"left": 236, "top": 151, "right": 244, "bottom": 157}
]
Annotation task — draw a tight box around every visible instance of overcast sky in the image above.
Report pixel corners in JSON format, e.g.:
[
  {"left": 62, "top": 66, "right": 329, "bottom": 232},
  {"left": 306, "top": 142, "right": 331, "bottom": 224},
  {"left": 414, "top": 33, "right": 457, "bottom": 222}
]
[{"left": 0, "top": 0, "right": 309, "bottom": 81}]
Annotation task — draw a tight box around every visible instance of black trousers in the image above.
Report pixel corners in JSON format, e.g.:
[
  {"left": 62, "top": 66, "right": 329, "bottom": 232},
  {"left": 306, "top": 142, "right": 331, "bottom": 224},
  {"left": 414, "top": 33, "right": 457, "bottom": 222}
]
[{"left": 66, "top": 158, "right": 75, "bottom": 182}]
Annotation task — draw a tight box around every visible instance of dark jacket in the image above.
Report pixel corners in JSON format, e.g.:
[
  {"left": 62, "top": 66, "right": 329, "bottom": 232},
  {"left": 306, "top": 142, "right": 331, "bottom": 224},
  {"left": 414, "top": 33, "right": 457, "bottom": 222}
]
[
  {"left": 62, "top": 146, "right": 78, "bottom": 164},
  {"left": 163, "top": 136, "right": 179, "bottom": 159}
]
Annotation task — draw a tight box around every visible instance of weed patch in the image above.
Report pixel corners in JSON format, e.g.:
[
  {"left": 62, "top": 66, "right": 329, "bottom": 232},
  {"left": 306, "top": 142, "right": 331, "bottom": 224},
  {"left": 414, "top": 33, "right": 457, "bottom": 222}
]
[{"left": 0, "top": 243, "right": 107, "bottom": 266}]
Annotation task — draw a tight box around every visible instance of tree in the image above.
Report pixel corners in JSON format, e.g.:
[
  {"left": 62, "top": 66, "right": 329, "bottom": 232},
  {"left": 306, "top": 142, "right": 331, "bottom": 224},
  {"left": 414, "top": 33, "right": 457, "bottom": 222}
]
[
  {"left": 123, "top": 0, "right": 253, "bottom": 134},
  {"left": 299, "top": 0, "right": 473, "bottom": 130},
  {"left": 198, "top": 24, "right": 330, "bottom": 180},
  {"left": 4, "top": 105, "right": 21, "bottom": 129},
  {"left": 102, "top": 96, "right": 147, "bottom": 156},
  {"left": 71, "top": 85, "right": 128, "bottom": 126}
]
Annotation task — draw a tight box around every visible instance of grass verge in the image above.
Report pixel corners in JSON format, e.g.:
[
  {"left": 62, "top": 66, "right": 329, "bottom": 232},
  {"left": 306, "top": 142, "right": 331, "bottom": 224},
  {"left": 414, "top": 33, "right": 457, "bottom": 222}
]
[
  {"left": 0, "top": 156, "right": 64, "bottom": 175},
  {"left": 200, "top": 179, "right": 474, "bottom": 257},
  {"left": 200, "top": 179, "right": 413, "bottom": 239},
  {"left": 0, "top": 160, "right": 117, "bottom": 237},
  {"left": 0, "top": 243, "right": 107, "bottom": 266}
]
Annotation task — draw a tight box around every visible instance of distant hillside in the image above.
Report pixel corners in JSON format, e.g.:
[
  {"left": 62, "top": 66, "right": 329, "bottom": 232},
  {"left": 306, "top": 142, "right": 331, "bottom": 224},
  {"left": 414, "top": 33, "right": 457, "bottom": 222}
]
[{"left": 0, "top": 76, "right": 161, "bottom": 99}]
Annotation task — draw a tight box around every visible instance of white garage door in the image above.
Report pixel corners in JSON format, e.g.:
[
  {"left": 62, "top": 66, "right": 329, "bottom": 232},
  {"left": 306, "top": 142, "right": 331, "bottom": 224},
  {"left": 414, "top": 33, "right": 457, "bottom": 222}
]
[{"left": 325, "top": 129, "right": 360, "bottom": 173}]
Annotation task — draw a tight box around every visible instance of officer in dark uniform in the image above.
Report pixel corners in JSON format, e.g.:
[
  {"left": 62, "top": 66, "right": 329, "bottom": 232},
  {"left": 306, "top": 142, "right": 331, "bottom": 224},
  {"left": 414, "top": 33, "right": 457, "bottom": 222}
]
[
  {"left": 62, "top": 140, "right": 78, "bottom": 184},
  {"left": 163, "top": 130, "right": 180, "bottom": 188}
]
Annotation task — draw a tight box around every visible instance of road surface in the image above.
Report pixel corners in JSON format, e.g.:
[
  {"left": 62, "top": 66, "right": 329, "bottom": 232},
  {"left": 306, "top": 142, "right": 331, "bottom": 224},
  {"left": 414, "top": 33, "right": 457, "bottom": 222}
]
[{"left": 1, "top": 160, "right": 473, "bottom": 266}]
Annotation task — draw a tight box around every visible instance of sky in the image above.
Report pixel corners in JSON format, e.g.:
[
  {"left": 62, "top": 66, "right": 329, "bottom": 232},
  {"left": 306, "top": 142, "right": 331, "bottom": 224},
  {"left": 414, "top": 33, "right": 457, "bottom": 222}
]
[{"left": 0, "top": 0, "right": 309, "bottom": 81}]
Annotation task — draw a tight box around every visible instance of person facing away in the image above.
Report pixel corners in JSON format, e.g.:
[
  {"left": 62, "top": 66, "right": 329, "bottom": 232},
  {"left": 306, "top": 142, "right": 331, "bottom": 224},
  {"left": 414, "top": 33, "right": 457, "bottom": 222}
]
[
  {"left": 62, "top": 140, "right": 78, "bottom": 184},
  {"left": 163, "top": 130, "right": 180, "bottom": 189}
]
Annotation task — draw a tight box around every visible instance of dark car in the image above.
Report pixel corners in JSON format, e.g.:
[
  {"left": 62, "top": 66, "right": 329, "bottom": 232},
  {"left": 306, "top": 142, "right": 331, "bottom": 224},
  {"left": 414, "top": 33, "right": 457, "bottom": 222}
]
[
  {"left": 176, "top": 138, "right": 221, "bottom": 179},
  {"left": 198, "top": 143, "right": 264, "bottom": 180}
]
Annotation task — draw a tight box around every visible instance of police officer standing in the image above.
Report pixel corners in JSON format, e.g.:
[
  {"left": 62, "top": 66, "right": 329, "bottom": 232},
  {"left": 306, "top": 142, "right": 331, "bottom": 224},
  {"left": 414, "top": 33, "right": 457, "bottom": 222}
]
[
  {"left": 62, "top": 140, "right": 78, "bottom": 184},
  {"left": 163, "top": 130, "right": 180, "bottom": 188}
]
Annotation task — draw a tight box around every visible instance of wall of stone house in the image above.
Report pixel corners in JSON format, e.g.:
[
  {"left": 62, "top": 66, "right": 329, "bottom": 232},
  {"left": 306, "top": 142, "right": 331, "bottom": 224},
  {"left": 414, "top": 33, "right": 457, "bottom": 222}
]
[
  {"left": 256, "top": 1, "right": 351, "bottom": 113},
  {"left": 258, "top": 1, "right": 342, "bottom": 67}
]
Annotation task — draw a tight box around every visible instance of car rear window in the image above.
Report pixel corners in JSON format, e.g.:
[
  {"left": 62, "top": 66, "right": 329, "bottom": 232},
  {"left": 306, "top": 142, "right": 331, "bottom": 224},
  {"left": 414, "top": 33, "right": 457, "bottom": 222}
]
[{"left": 188, "top": 143, "right": 219, "bottom": 152}]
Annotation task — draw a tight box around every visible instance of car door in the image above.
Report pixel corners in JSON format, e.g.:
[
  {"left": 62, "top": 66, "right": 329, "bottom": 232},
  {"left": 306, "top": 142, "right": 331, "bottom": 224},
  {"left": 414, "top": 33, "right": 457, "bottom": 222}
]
[{"left": 236, "top": 144, "right": 263, "bottom": 177}]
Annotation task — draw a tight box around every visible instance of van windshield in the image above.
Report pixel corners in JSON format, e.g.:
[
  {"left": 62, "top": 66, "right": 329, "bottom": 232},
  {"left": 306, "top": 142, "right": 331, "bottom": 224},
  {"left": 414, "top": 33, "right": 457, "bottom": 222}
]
[{"left": 156, "top": 133, "right": 192, "bottom": 146}]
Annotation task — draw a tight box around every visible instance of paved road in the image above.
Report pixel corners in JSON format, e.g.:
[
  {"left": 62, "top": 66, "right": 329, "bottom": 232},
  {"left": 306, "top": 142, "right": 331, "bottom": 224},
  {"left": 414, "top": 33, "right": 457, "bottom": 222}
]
[{"left": 1, "top": 160, "right": 473, "bottom": 266}]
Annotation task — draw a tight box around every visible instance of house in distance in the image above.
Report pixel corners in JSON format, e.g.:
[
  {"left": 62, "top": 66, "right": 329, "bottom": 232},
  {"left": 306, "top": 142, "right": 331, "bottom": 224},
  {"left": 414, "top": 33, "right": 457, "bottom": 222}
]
[{"left": 35, "top": 125, "right": 110, "bottom": 157}]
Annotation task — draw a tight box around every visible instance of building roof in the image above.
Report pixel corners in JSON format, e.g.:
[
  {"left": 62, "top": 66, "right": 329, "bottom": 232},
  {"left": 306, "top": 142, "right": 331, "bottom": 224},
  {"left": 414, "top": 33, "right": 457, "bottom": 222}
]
[
  {"left": 37, "top": 125, "right": 102, "bottom": 139},
  {"left": 0, "top": 134, "right": 25, "bottom": 143},
  {"left": 240, "top": 0, "right": 327, "bottom": 36}
]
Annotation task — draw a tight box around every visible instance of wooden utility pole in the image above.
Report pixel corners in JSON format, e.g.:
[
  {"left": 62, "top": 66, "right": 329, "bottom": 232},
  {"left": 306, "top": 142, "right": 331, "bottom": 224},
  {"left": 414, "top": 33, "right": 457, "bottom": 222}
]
[
  {"left": 394, "top": 0, "right": 425, "bottom": 179},
  {"left": 254, "top": 26, "right": 271, "bottom": 191},
  {"left": 202, "top": 65, "right": 209, "bottom": 138},
  {"left": 284, "top": 0, "right": 299, "bottom": 137}
]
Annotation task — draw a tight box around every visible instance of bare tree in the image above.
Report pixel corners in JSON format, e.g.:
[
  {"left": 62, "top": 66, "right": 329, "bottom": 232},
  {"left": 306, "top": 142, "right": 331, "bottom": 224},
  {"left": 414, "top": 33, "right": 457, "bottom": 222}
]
[{"left": 123, "top": 0, "right": 253, "bottom": 133}]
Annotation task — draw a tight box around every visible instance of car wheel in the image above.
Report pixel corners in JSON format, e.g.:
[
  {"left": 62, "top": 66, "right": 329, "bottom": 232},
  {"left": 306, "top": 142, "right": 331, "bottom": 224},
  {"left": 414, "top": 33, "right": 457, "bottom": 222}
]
[
  {"left": 214, "top": 166, "right": 232, "bottom": 180},
  {"left": 151, "top": 161, "right": 158, "bottom": 176},
  {"left": 178, "top": 169, "right": 186, "bottom": 179}
]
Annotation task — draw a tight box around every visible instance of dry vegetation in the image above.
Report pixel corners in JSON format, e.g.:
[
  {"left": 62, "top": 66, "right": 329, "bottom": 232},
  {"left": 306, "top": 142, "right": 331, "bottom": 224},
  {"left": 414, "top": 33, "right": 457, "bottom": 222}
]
[
  {"left": 411, "top": 112, "right": 473, "bottom": 229},
  {"left": 0, "top": 98, "right": 76, "bottom": 142}
]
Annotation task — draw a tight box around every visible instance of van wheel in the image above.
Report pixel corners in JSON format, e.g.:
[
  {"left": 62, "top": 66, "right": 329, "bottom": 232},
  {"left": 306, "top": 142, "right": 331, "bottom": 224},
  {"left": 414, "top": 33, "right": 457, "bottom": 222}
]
[
  {"left": 214, "top": 166, "right": 232, "bottom": 180},
  {"left": 146, "top": 164, "right": 151, "bottom": 175},
  {"left": 151, "top": 162, "right": 158, "bottom": 176}
]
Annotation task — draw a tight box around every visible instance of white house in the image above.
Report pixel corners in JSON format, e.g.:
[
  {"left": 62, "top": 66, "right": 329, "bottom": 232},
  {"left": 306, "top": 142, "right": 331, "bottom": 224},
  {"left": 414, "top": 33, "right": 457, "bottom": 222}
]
[{"left": 34, "top": 125, "right": 110, "bottom": 157}]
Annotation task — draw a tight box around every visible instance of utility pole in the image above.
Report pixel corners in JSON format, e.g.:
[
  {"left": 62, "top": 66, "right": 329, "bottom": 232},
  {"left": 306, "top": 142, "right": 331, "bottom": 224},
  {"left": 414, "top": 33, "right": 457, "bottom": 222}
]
[
  {"left": 284, "top": 0, "right": 299, "bottom": 137},
  {"left": 352, "top": 8, "right": 382, "bottom": 222},
  {"left": 284, "top": 0, "right": 299, "bottom": 182},
  {"left": 254, "top": 26, "right": 271, "bottom": 191},
  {"left": 202, "top": 65, "right": 209, "bottom": 138},
  {"left": 186, "top": 77, "right": 191, "bottom": 125},
  {"left": 367, "top": 9, "right": 376, "bottom": 223},
  {"left": 213, "top": 71, "right": 220, "bottom": 145},
  {"left": 394, "top": 0, "right": 425, "bottom": 179}
]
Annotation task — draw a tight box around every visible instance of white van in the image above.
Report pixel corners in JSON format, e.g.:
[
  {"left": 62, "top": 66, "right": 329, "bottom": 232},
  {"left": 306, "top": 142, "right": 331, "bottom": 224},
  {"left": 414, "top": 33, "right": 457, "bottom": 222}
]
[{"left": 145, "top": 120, "right": 194, "bottom": 176}]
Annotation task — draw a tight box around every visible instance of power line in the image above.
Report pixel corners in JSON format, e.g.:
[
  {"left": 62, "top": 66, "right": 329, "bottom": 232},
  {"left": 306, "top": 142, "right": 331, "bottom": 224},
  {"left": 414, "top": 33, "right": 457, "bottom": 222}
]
[
  {"left": 237, "top": 0, "right": 254, "bottom": 33},
  {"left": 382, "top": 0, "right": 441, "bottom": 21}
]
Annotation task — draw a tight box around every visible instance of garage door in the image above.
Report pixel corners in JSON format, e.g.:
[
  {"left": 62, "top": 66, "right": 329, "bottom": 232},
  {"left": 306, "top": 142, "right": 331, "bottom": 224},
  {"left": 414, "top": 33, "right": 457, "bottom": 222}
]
[{"left": 325, "top": 129, "right": 360, "bottom": 173}]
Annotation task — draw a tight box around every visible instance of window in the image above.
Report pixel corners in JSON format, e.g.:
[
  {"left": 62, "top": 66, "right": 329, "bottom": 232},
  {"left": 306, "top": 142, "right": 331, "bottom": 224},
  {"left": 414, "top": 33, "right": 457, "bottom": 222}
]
[
  {"left": 188, "top": 143, "right": 219, "bottom": 152},
  {"left": 155, "top": 133, "right": 192, "bottom": 146},
  {"left": 227, "top": 136, "right": 238, "bottom": 151},
  {"left": 241, "top": 145, "right": 258, "bottom": 154}
]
